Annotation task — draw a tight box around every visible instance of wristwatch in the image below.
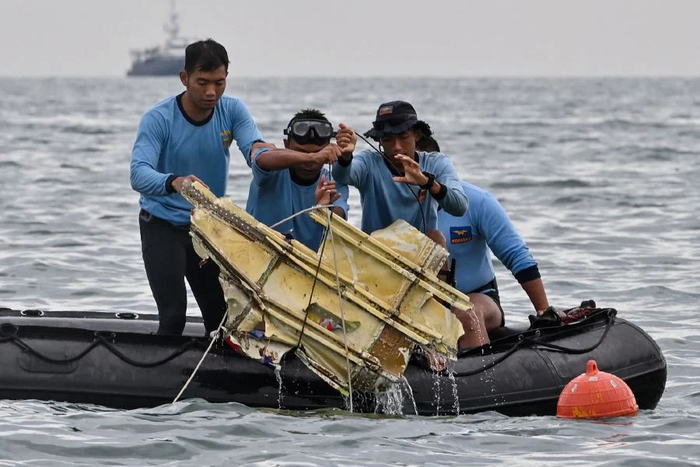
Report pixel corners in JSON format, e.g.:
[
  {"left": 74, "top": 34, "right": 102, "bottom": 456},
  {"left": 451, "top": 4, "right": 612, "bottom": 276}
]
[{"left": 419, "top": 171, "right": 436, "bottom": 190}]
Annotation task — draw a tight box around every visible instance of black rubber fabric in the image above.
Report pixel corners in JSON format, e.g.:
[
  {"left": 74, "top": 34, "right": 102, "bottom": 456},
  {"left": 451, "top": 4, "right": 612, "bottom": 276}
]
[{"left": 139, "top": 210, "right": 226, "bottom": 335}]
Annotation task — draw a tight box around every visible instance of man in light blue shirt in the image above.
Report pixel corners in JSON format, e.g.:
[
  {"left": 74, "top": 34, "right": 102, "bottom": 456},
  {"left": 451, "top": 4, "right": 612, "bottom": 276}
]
[
  {"left": 246, "top": 109, "right": 350, "bottom": 251},
  {"left": 333, "top": 100, "right": 467, "bottom": 234},
  {"left": 417, "top": 135, "right": 550, "bottom": 348},
  {"left": 332, "top": 101, "right": 473, "bottom": 347},
  {"left": 130, "top": 39, "right": 270, "bottom": 336}
]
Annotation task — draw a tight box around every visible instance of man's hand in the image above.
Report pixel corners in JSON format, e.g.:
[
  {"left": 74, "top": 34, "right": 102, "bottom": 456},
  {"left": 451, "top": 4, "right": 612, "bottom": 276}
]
[
  {"left": 336, "top": 123, "right": 357, "bottom": 158},
  {"left": 172, "top": 175, "right": 207, "bottom": 193},
  {"left": 314, "top": 174, "right": 341, "bottom": 205},
  {"left": 311, "top": 144, "right": 342, "bottom": 165},
  {"left": 392, "top": 154, "right": 430, "bottom": 186},
  {"left": 536, "top": 306, "right": 566, "bottom": 319}
]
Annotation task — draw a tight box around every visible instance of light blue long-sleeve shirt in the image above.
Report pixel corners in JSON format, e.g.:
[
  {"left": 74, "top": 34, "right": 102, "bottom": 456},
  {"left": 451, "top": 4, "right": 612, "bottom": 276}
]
[
  {"left": 130, "top": 93, "right": 263, "bottom": 225},
  {"left": 438, "top": 181, "right": 538, "bottom": 293},
  {"left": 332, "top": 149, "right": 467, "bottom": 233},
  {"left": 246, "top": 149, "right": 350, "bottom": 251}
]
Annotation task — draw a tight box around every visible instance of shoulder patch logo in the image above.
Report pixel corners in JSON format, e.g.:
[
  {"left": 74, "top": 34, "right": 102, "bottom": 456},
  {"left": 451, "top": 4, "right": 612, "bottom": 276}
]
[
  {"left": 221, "top": 130, "right": 233, "bottom": 149},
  {"left": 450, "top": 226, "right": 472, "bottom": 244}
]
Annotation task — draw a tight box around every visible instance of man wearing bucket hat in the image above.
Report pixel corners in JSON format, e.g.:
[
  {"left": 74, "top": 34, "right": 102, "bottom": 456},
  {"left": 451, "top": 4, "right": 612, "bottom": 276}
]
[
  {"left": 333, "top": 102, "right": 487, "bottom": 348},
  {"left": 332, "top": 100, "right": 468, "bottom": 234}
]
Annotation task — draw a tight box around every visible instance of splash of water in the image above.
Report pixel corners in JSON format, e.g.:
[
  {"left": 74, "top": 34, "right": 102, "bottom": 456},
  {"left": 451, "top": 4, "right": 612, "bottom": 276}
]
[
  {"left": 274, "top": 366, "right": 284, "bottom": 409},
  {"left": 431, "top": 372, "right": 441, "bottom": 416},
  {"left": 466, "top": 306, "right": 489, "bottom": 346},
  {"left": 374, "top": 383, "right": 405, "bottom": 416},
  {"left": 400, "top": 376, "right": 419, "bottom": 416},
  {"left": 446, "top": 369, "right": 460, "bottom": 414}
]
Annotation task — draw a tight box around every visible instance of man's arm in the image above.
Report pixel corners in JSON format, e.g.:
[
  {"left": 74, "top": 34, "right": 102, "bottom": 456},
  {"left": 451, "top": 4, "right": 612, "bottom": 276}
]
[
  {"left": 332, "top": 123, "right": 367, "bottom": 188},
  {"left": 521, "top": 278, "right": 550, "bottom": 314},
  {"left": 314, "top": 175, "right": 349, "bottom": 220},
  {"left": 431, "top": 156, "right": 468, "bottom": 216},
  {"left": 332, "top": 155, "right": 362, "bottom": 187},
  {"left": 478, "top": 192, "right": 549, "bottom": 313},
  {"left": 332, "top": 181, "right": 350, "bottom": 220},
  {"left": 256, "top": 145, "right": 341, "bottom": 172},
  {"left": 230, "top": 99, "right": 265, "bottom": 167},
  {"left": 251, "top": 141, "right": 277, "bottom": 157},
  {"left": 393, "top": 154, "right": 468, "bottom": 216},
  {"left": 130, "top": 112, "right": 172, "bottom": 196}
]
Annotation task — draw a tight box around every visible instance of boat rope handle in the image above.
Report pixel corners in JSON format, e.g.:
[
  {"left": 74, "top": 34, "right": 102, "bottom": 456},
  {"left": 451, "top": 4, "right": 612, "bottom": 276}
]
[
  {"left": 172, "top": 309, "right": 230, "bottom": 404},
  {"left": 451, "top": 309, "right": 616, "bottom": 378},
  {"left": 525, "top": 308, "right": 616, "bottom": 354},
  {"left": 0, "top": 329, "right": 200, "bottom": 368},
  {"left": 450, "top": 340, "right": 526, "bottom": 378}
]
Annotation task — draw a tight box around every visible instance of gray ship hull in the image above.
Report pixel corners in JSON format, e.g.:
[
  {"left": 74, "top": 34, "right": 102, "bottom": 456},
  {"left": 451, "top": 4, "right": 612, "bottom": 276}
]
[{"left": 127, "top": 57, "right": 183, "bottom": 77}]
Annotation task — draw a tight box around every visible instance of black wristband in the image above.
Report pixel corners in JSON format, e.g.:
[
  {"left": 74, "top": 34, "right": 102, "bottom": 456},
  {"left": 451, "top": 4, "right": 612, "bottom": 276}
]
[
  {"left": 432, "top": 182, "right": 448, "bottom": 200},
  {"left": 419, "top": 171, "right": 436, "bottom": 190},
  {"left": 338, "top": 155, "right": 353, "bottom": 167},
  {"left": 514, "top": 265, "right": 541, "bottom": 284},
  {"left": 165, "top": 174, "right": 179, "bottom": 194}
]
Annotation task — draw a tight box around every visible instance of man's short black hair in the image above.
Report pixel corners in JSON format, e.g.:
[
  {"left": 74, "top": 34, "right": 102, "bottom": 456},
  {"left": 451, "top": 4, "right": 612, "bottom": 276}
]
[
  {"left": 416, "top": 135, "right": 440, "bottom": 152},
  {"left": 184, "top": 39, "right": 229, "bottom": 74},
  {"left": 414, "top": 121, "right": 440, "bottom": 152},
  {"left": 287, "top": 108, "right": 330, "bottom": 126}
]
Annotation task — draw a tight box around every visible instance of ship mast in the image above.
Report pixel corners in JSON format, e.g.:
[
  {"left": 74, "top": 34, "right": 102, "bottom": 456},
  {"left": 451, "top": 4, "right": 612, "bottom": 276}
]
[{"left": 164, "top": 0, "right": 180, "bottom": 46}]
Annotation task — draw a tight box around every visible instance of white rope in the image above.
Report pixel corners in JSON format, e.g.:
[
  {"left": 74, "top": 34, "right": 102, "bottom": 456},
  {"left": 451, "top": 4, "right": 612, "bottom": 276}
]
[
  {"left": 269, "top": 204, "right": 334, "bottom": 229},
  {"left": 172, "top": 309, "right": 229, "bottom": 404},
  {"left": 325, "top": 209, "right": 354, "bottom": 412}
]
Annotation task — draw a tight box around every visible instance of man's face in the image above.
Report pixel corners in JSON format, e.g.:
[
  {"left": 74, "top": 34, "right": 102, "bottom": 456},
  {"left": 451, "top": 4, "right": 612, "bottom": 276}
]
[
  {"left": 181, "top": 65, "right": 227, "bottom": 110},
  {"left": 380, "top": 130, "right": 418, "bottom": 159},
  {"left": 286, "top": 138, "right": 329, "bottom": 179}
]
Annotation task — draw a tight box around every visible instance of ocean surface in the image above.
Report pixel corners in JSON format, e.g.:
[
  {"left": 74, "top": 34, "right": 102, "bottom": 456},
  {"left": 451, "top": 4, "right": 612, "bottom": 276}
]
[{"left": 0, "top": 77, "right": 698, "bottom": 466}]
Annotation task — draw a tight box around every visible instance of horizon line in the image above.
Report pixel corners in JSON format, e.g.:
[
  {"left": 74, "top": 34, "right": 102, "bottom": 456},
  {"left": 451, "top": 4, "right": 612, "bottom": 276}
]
[{"left": 2, "top": 74, "right": 700, "bottom": 80}]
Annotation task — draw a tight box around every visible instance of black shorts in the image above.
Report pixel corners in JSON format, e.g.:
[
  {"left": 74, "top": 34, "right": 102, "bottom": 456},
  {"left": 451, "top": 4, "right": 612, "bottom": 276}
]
[{"left": 469, "top": 279, "right": 505, "bottom": 327}]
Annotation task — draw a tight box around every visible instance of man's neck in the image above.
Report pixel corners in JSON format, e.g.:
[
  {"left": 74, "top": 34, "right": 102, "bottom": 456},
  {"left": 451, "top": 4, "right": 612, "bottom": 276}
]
[
  {"left": 181, "top": 92, "right": 213, "bottom": 122},
  {"left": 289, "top": 169, "right": 320, "bottom": 186}
]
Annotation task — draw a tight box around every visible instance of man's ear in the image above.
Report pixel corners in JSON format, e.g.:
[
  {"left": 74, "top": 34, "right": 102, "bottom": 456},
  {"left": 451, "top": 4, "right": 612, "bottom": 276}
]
[
  {"left": 283, "top": 138, "right": 290, "bottom": 149},
  {"left": 179, "top": 71, "right": 188, "bottom": 87}
]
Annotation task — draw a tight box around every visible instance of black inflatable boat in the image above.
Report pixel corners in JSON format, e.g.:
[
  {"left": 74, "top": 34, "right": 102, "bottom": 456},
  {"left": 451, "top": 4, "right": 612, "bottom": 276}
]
[{"left": 0, "top": 306, "right": 666, "bottom": 416}]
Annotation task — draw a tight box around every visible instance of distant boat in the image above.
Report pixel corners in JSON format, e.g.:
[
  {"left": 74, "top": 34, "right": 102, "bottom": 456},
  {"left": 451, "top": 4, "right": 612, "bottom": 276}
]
[{"left": 126, "top": 1, "right": 192, "bottom": 77}]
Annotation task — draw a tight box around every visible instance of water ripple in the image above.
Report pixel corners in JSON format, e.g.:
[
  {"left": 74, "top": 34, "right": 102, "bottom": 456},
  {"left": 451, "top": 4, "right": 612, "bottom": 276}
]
[{"left": 0, "top": 77, "right": 699, "bottom": 465}]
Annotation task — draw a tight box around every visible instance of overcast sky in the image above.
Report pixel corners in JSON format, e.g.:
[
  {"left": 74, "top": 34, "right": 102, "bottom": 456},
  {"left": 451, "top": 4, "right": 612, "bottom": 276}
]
[{"left": 1, "top": 0, "right": 699, "bottom": 77}]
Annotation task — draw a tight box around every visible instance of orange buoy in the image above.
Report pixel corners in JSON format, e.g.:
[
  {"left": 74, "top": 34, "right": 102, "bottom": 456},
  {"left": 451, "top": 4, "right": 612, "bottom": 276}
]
[{"left": 556, "top": 359, "right": 638, "bottom": 419}]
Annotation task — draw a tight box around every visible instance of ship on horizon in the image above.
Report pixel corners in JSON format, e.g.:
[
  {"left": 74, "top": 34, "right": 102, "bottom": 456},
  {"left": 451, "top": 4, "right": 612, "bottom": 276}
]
[{"left": 126, "top": 1, "right": 194, "bottom": 77}]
